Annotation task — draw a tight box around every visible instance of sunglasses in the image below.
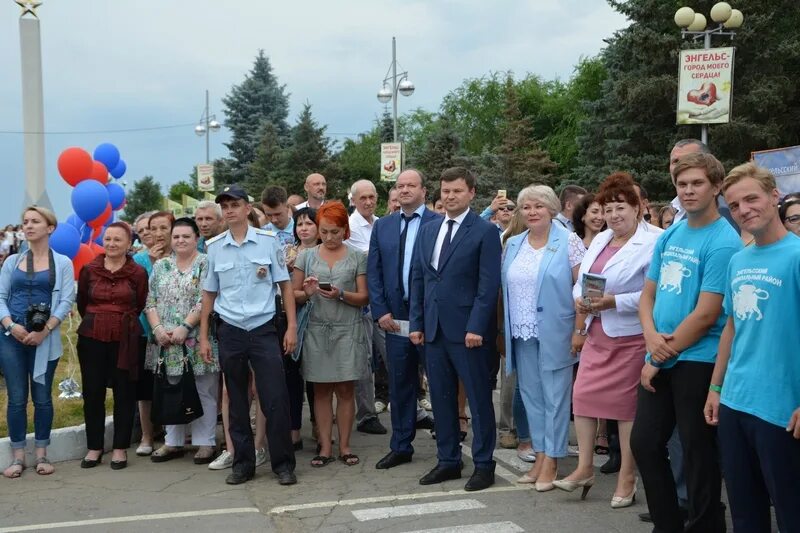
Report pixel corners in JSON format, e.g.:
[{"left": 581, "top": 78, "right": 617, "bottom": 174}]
[{"left": 497, "top": 206, "right": 515, "bottom": 212}]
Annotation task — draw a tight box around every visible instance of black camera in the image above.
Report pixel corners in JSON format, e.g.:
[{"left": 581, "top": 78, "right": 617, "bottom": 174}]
[{"left": 26, "top": 303, "right": 51, "bottom": 332}]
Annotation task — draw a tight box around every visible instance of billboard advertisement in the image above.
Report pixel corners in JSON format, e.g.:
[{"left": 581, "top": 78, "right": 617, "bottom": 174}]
[
  {"left": 676, "top": 47, "right": 734, "bottom": 125},
  {"left": 752, "top": 145, "right": 800, "bottom": 197},
  {"left": 197, "top": 163, "right": 215, "bottom": 192}
]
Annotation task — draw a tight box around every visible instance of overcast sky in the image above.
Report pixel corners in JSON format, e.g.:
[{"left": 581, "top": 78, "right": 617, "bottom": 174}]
[{"left": 0, "top": 0, "right": 627, "bottom": 219}]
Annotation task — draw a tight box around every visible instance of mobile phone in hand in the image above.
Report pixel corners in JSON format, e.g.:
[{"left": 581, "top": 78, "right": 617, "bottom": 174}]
[
  {"left": 318, "top": 282, "right": 332, "bottom": 291},
  {"left": 497, "top": 189, "right": 507, "bottom": 198}
]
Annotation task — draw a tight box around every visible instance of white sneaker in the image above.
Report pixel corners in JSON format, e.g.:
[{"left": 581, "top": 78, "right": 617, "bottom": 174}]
[
  {"left": 374, "top": 401, "right": 387, "bottom": 413},
  {"left": 418, "top": 398, "right": 433, "bottom": 411},
  {"left": 568, "top": 445, "right": 580, "bottom": 457},
  {"left": 208, "top": 449, "right": 233, "bottom": 470},
  {"left": 255, "top": 447, "right": 267, "bottom": 467}
]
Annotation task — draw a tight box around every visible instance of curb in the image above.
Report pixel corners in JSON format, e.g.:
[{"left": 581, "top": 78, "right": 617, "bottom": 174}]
[{"left": 1, "top": 416, "right": 140, "bottom": 464}]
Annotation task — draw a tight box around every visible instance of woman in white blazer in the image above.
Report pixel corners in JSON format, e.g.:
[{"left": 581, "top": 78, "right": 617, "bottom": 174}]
[{"left": 552, "top": 173, "right": 658, "bottom": 508}]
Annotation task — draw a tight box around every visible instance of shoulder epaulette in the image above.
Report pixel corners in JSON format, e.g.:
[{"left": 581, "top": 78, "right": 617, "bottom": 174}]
[
  {"left": 255, "top": 228, "right": 276, "bottom": 238},
  {"left": 206, "top": 232, "right": 227, "bottom": 247}
]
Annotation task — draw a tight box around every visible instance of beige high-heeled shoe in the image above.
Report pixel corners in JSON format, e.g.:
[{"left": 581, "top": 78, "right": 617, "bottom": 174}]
[
  {"left": 552, "top": 476, "right": 595, "bottom": 500},
  {"left": 610, "top": 479, "right": 638, "bottom": 509},
  {"left": 516, "top": 472, "right": 537, "bottom": 484}
]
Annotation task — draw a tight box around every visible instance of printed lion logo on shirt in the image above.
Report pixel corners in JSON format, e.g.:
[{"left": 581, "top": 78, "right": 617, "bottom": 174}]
[
  {"left": 659, "top": 261, "right": 692, "bottom": 294},
  {"left": 732, "top": 283, "right": 769, "bottom": 321}
]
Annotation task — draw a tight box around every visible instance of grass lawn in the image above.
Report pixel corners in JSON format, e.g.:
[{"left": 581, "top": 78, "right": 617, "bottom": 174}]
[{"left": 0, "top": 307, "right": 113, "bottom": 436}]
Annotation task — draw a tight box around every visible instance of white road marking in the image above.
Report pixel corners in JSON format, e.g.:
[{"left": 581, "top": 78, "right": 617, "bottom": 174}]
[
  {"left": 351, "top": 498, "right": 485, "bottom": 522},
  {"left": 0, "top": 508, "right": 261, "bottom": 533},
  {"left": 404, "top": 521, "right": 525, "bottom": 533},
  {"left": 269, "top": 485, "right": 527, "bottom": 514}
]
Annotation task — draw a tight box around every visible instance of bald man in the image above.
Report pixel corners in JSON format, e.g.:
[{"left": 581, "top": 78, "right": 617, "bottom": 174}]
[{"left": 296, "top": 173, "right": 326, "bottom": 210}]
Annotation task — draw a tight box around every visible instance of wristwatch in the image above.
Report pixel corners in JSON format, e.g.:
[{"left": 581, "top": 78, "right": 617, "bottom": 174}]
[
  {"left": 337, "top": 288, "right": 345, "bottom": 302},
  {"left": 4, "top": 322, "right": 16, "bottom": 336},
  {"left": 573, "top": 328, "right": 588, "bottom": 336}
]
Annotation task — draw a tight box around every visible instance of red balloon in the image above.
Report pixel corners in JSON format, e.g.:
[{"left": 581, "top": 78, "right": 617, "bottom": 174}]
[
  {"left": 88, "top": 203, "right": 112, "bottom": 229},
  {"left": 57, "top": 147, "right": 94, "bottom": 187},
  {"left": 89, "top": 242, "right": 104, "bottom": 255},
  {"left": 72, "top": 244, "right": 95, "bottom": 280},
  {"left": 87, "top": 161, "right": 109, "bottom": 184}
]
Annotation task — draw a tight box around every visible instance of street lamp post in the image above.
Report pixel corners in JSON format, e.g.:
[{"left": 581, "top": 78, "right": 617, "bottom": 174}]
[
  {"left": 674, "top": 2, "right": 744, "bottom": 145},
  {"left": 377, "top": 37, "right": 415, "bottom": 142},
  {"left": 194, "top": 89, "right": 221, "bottom": 163}
]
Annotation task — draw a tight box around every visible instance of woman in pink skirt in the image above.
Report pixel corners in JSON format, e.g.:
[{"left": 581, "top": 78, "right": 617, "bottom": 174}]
[{"left": 553, "top": 173, "right": 659, "bottom": 508}]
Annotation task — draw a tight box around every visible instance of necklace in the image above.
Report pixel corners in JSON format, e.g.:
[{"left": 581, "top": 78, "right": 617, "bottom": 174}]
[{"left": 610, "top": 229, "right": 635, "bottom": 247}]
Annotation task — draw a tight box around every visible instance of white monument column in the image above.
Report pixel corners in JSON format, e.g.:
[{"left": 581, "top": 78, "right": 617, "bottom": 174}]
[{"left": 16, "top": 0, "right": 52, "bottom": 210}]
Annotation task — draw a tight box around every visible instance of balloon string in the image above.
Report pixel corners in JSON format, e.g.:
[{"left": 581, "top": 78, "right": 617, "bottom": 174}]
[{"left": 65, "top": 309, "right": 78, "bottom": 381}]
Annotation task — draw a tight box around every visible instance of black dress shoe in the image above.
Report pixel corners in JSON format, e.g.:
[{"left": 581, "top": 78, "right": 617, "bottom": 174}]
[
  {"left": 357, "top": 417, "right": 388, "bottom": 435},
  {"left": 419, "top": 463, "right": 462, "bottom": 485},
  {"left": 80, "top": 454, "right": 103, "bottom": 469},
  {"left": 277, "top": 470, "right": 297, "bottom": 485},
  {"left": 375, "top": 451, "right": 413, "bottom": 470},
  {"left": 600, "top": 451, "right": 621, "bottom": 474},
  {"left": 226, "top": 470, "right": 255, "bottom": 485},
  {"left": 415, "top": 416, "right": 435, "bottom": 430},
  {"left": 109, "top": 459, "right": 127, "bottom": 470},
  {"left": 638, "top": 512, "right": 653, "bottom": 523},
  {"left": 464, "top": 469, "right": 495, "bottom": 491}
]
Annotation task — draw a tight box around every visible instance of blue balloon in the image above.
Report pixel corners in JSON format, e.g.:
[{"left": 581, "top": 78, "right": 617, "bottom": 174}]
[
  {"left": 93, "top": 227, "right": 105, "bottom": 245},
  {"left": 93, "top": 143, "right": 120, "bottom": 172},
  {"left": 50, "top": 223, "right": 81, "bottom": 259},
  {"left": 66, "top": 213, "right": 84, "bottom": 229},
  {"left": 106, "top": 183, "right": 126, "bottom": 210},
  {"left": 80, "top": 224, "right": 92, "bottom": 244},
  {"left": 110, "top": 159, "right": 126, "bottom": 179},
  {"left": 71, "top": 180, "right": 109, "bottom": 222}
]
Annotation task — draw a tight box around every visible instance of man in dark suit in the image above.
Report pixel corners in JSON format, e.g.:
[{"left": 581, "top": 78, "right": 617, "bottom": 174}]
[
  {"left": 368, "top": 169, "right": 440, "bottom": 470},
  {"left": 409, "top": 167, "right": 502, "bottom": 491}
]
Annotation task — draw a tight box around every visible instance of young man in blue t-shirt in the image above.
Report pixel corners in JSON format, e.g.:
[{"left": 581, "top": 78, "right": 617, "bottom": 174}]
[
  {"left": 704, "top": 163, "right": 800, "bottom": 533},
  {"left": 631, "top": 152, "right": 741, "bottom": 533}
]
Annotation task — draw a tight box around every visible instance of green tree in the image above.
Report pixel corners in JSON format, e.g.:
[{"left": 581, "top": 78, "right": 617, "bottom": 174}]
[
  {"left": 414, "top": 116, "right": 462, "bottom": 184},
  {"left": 574, "top": 0, "right": 800, "bottom": 200},
  {"left": 440, "top": 73, "right": 508, "bottom": 154},
  {"left": 222, "top": 51, "right": 291, "bottom": 182},
  {"left": 121, "top": 176, "right": 162, "bottom": 222},
  {"left": 244, "top": 121, "right": 284, "bottom": 197},
  {"left": 498, "top": 76, "right": 558, "bottom": 191},
  {"left": 168, "top": 180, "right": 202, "bottom": 202}
]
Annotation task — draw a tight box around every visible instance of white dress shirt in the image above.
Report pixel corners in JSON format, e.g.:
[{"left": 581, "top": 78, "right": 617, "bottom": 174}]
[
  {"left": 430, "top": 209, "right": 470, "bottom": 270},
  {"left": 295, "top": 199, "right": 324, "bottom": 211},
  {"left": 345, "top": 209, "right": 377, "bottom": 252},
  {"left": 555, "top": 212, "right": 575, "bottom": 232}
]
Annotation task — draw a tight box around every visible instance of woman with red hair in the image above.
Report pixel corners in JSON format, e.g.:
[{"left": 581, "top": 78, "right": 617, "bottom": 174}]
[{"left": 292, "top": 201, "right": 369, "bottom": 467}]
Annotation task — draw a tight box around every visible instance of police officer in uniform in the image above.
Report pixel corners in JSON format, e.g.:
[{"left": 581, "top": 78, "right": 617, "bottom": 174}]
[{"left": 199, "top": 184, "right": 298, "bottom": 486}]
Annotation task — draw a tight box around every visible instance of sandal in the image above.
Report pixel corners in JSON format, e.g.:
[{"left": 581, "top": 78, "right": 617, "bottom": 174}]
[
  {"left": 3, "top": 458, "right": 25, "bottom": 479},
  {"left": 150, "top": 445, "right": 185, "bottom": 463},
  {"left": 339, "top": 453, "right": 360, "bottom": 466},
  {"left": 311, "top": 455, "right": 335, "bottom": 468},
  {"left": 594, "top": 434, "right": 610, "bottom": 456},
  {"left": 193, "top": 446, "right": 216, "bottom": 465},
  {"left": 35, "top": 456, "right": 54, "bottom": 475}
]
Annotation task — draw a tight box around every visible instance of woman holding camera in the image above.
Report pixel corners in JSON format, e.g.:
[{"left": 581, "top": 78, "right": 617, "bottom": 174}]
[
  {"left": 0, "top": 206, "right": 75, "bottom": 478},
  {"left": 77, "top": 222, "right": 148, "bottom": 470}
]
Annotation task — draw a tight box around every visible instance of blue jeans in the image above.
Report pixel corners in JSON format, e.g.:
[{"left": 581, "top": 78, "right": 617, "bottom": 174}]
[{"left": 0, "top": 334, "right": 59, "bottom": 448}]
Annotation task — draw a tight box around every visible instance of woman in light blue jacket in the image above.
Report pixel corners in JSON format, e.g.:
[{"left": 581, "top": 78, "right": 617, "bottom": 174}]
[
  {"left": 0, "top": 206, "right": 75, "bottom": 478},
  {"left": 501, "top": 185, "right": 585, "bottom": 491}
]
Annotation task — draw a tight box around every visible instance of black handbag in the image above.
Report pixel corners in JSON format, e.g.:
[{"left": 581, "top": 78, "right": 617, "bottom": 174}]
[{"left": 151, "top": 345, "right": 204, "bottom": 425}]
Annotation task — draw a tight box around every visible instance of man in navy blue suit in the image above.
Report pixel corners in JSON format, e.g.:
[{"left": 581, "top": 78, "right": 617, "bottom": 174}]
[
  {"left": 409, "top": 167, "right": 502, "bottom": 491},
  {"left": 368, "top": 169, "right": 440, "bottom": 470}
]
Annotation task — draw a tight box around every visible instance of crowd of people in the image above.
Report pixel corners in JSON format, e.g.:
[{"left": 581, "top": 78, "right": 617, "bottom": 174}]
[{"left": 1, "top": 139, "right": 799, "bottom": 532}]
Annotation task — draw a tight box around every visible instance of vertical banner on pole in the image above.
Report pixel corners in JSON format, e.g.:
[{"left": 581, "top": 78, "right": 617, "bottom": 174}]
[
  {"left": 197, "top": 163, "right": 215, "bottom": 192},
  {"left": 380, "top": 142, "right": 403, "bottom": 182},
  {"left": 676, "top": 47, "right": 735, "bottom": 125}
]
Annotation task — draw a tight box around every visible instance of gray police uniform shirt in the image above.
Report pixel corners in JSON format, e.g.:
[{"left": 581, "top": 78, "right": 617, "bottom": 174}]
[{"left": 203, "top": 226, "right": 289, "bottom": 331}]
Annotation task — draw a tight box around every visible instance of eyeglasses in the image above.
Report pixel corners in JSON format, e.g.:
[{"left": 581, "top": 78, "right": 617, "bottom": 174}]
[{"left": 786, "top": 215, "right": 800, "bottom": 225}]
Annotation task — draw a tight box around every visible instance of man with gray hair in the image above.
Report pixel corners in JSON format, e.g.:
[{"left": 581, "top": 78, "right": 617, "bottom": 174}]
[
  {"left": 343, "top": 179, "right": 388, "bottom": 435},
  {"left": 195, "top": 200, "right": 224, "bottom": 252}
]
